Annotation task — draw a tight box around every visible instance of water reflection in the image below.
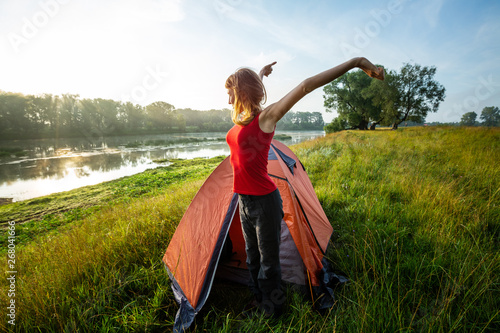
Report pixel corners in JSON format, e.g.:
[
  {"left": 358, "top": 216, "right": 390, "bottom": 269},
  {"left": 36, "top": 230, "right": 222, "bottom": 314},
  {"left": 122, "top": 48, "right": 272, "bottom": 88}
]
[{"left": 0, "top": 131, "right": 324, "bottom": 202}]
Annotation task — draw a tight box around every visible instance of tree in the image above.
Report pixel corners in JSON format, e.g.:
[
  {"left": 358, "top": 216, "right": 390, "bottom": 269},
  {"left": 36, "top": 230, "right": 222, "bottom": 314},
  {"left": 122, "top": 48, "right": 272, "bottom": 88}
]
[
  {"left": 79, "top": 98, "right": 103, "bottom": 137},
  {"left": 145, "top": 101, "right": 175, "bottom": 130},
  {"left": 59, "top": 94, "right": 81, "bottom": 134},
  {"left": 460, "top": 112, "right": 477, "bottom": 126},
  {"left": 369, "top": 63, "right": 446, "bottom": 129},
  {"left": 0, "top": 92, "right": 61, "bottom": 139},
  {"left": 25, "top": 95, "right": 48, "bottom": 135},
  {"left": 0, "top": 92, "right": 30, "bottom": 137},
  {"left": 309, "top": 112, "right": 325, "bottom": 128},
  {"left": 33, "top": 94, "right": 59, "bottom": 134},
  {"left": 95, "top": 98, "right": 121, "bottom": 134},
  {"left": 120, "top": 102, "right": 145, "bottom": 131},
  {"left": 323, "top": 69, "right": 382, "bottom": 130},
  {"left": 369, "top": 117, "right": 384, "bottom": 130},
  {"left": 480, "top": 106, "right": 500, "bottom": 127},
  {"left": 324, "top": 116, "right": 348, "bottom": 133}
]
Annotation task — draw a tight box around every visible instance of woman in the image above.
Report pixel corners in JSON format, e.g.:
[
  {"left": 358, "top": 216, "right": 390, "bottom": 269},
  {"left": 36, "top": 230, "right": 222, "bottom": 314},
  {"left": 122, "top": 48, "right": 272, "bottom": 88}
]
[{"left": 225, "top": 57, "right": 384, "bottom": 318}]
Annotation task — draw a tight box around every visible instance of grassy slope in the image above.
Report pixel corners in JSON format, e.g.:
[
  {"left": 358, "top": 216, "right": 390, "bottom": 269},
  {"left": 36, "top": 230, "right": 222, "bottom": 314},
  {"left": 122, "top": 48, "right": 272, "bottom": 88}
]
[
  {"left": 0, "top": 157, "right": 225, "bottom": 249},
  {"left": 0, "top": 127, "right": 498, "bottom": 332}
]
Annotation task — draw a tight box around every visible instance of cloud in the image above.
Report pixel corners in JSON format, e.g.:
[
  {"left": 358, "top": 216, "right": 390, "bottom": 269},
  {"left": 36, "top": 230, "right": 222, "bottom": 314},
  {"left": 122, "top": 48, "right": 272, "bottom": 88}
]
[{"left": 422, "top": 0, "right": 445, "bottom": 28}]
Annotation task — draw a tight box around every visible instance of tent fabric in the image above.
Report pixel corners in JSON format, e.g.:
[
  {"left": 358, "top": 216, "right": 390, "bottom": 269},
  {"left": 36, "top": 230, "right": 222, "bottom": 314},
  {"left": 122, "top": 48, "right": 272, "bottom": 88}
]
[
  {"left": 163, "top": 140, "right": 338, "bottom": 332},
  {"left": 271, "top": 143, "right": 296, "bottom": 174}
]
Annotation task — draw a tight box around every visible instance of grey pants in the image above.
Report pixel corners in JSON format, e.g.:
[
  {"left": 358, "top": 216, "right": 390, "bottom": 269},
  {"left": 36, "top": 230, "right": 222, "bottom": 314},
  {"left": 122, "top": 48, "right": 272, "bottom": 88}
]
[{"left": 238, "top": 189, "right": 284, "bottom": 308}]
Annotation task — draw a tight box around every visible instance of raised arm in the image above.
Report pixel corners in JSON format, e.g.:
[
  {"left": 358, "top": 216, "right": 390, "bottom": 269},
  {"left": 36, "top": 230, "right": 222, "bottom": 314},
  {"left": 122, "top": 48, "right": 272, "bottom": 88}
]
[
  {"left": 259, "top": 61, "right": 277, "bottom": 80},
  {"left": 259, "top": 57, "right": 384, "bottom": 133}
]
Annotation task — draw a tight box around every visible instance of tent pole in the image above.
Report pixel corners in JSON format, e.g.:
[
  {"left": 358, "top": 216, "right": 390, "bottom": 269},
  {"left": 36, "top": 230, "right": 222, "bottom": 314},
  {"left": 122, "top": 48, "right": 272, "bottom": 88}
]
[{"left": 307, "top": 270, "right": 315, "bottom": 305}]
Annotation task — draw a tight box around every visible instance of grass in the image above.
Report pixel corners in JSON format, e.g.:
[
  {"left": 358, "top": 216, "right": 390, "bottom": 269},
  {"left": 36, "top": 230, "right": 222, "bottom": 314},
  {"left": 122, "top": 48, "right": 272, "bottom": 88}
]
[
  {"left": 0, "top": 126, "right": 498, "bottom": 332},
  {"left": 0, "top": 147, "right": 27, "bottom": 158},
  {"left": 274, "top": 133, "right": 293, "bottom": 140}
]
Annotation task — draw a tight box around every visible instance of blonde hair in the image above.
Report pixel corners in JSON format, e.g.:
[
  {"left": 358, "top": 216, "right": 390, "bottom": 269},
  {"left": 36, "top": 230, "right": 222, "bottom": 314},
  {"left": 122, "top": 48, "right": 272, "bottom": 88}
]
[{"left": 225, "top": 68, "right": 267, "bottom": 126}]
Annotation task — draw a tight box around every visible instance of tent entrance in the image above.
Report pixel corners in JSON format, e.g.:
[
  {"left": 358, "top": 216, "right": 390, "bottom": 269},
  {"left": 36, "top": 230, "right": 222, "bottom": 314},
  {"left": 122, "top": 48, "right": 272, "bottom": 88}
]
[
  {"left": 216, "top": 202, "right": 306, "bottom": 286},
  {"left": 216, "top": 205, "right": 250, "bottom": 285}
]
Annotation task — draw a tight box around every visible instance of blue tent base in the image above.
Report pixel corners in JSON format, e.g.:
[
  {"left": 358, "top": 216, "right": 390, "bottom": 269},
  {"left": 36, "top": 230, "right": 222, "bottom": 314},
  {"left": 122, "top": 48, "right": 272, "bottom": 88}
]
[
  {"left": 173, "top": 297, "right": 196, "bottom": 333},
  {"left": 165, "top": 259, "right": 348, "bottom": 332},
  {"left": 314, "top": 258, "right": 349, "bottom": 310},
  {"left": 165, "top": 265, "right": 197, "bottom": 333}
]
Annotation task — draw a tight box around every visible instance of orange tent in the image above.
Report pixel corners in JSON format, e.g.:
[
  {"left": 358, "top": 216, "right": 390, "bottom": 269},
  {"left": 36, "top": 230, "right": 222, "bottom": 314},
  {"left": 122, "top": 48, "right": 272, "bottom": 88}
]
[{"left": 163, "top": 140, "right": 345, "bottom": 332}]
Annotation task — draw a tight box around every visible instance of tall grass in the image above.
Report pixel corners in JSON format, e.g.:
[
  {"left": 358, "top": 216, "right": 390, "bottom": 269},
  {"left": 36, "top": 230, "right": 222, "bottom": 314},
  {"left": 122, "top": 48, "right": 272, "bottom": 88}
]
[
  {"left": 2, "top": 182, "right": 199, "bottom": 332},
  {"left": 1, "top": 126, "right": 498, "bottom": 332},
  {"left": 295, "top": 126, "right": 499, "bottom": 332}
]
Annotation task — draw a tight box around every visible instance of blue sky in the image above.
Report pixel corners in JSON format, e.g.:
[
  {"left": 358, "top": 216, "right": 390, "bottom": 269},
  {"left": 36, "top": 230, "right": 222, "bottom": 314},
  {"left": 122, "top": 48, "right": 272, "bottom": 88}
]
[{"left": 1, "top": 0, "right": 499, "bottom": 123}]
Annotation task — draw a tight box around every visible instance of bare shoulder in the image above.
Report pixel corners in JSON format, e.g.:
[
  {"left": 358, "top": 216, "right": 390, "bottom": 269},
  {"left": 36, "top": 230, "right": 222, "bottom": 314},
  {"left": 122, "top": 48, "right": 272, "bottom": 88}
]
[
  {"left": 258, "top": 81, "right": 307, "bottom": 133},
  {"left": 258, "top": 104, "right": 278, "bottom": 133}
]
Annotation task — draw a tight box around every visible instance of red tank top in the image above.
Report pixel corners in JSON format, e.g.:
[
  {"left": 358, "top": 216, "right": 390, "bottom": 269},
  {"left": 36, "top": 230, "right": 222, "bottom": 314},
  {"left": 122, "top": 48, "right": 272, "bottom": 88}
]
[{"left": 226, "top": 113, "right": 277, "bottom": 195}]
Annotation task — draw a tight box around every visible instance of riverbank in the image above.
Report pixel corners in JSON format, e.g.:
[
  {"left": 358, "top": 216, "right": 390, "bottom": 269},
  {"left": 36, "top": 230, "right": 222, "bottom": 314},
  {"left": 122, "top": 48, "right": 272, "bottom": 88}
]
[{"left": 0, "top": 126, "right": 498, "bottom": 332}]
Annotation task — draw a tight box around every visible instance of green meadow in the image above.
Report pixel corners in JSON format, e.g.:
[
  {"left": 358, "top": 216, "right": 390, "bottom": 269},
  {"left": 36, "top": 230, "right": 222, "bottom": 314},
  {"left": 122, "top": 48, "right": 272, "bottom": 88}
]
[{"left": 1, "top": 126, "right": 498, "bottom": 332}]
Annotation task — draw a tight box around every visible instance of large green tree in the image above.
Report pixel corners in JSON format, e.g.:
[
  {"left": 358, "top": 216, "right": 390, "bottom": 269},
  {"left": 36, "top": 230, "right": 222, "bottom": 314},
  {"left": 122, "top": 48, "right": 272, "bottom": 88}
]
[
  {"left": 480, "top": 106, "right": 500, "bottom": 127},
  {"left": 460, "top": 111, "right": 477, "bottom": 126},
  {"left": 323, "top": 69, "right": 382, "bottom": 130},
  {"left": 370, "top": 63, "right": 446, "bottom": 129}
]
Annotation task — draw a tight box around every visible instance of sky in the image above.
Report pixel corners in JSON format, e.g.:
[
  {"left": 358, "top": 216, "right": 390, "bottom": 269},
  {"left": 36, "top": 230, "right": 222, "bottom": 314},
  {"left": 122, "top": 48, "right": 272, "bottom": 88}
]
[{"left": 1, "top": 0, "right": 499, "bottom": 124}]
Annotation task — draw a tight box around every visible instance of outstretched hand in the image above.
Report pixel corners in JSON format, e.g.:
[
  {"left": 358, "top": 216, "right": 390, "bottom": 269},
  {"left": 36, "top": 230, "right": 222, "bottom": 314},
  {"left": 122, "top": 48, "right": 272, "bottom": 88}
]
[
  {"left": 259, "top": 61, "right": 277, "bottom": 78},
  {"left": 357, "top": 58, "right": 385, "bottom": 81},
  {"left": 363, "top": 66, "right": 385, "bottom": 81}
]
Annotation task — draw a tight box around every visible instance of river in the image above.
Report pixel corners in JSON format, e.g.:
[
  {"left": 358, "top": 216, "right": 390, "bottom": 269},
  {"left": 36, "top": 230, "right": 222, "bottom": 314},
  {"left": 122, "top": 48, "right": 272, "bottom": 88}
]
[{"left": 0, "top": 131, "right": 324, "bottom": 202}]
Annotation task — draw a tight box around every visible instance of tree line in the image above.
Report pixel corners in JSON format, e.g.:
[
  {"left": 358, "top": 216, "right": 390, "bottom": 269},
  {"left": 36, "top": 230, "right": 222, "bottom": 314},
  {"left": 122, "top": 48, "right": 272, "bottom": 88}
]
[
  {"left": 0, "top": 92, "right": 324, "bottom": 140},
  {"left": 459, "top": 107, "right": 500, "bottom": 127}
]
